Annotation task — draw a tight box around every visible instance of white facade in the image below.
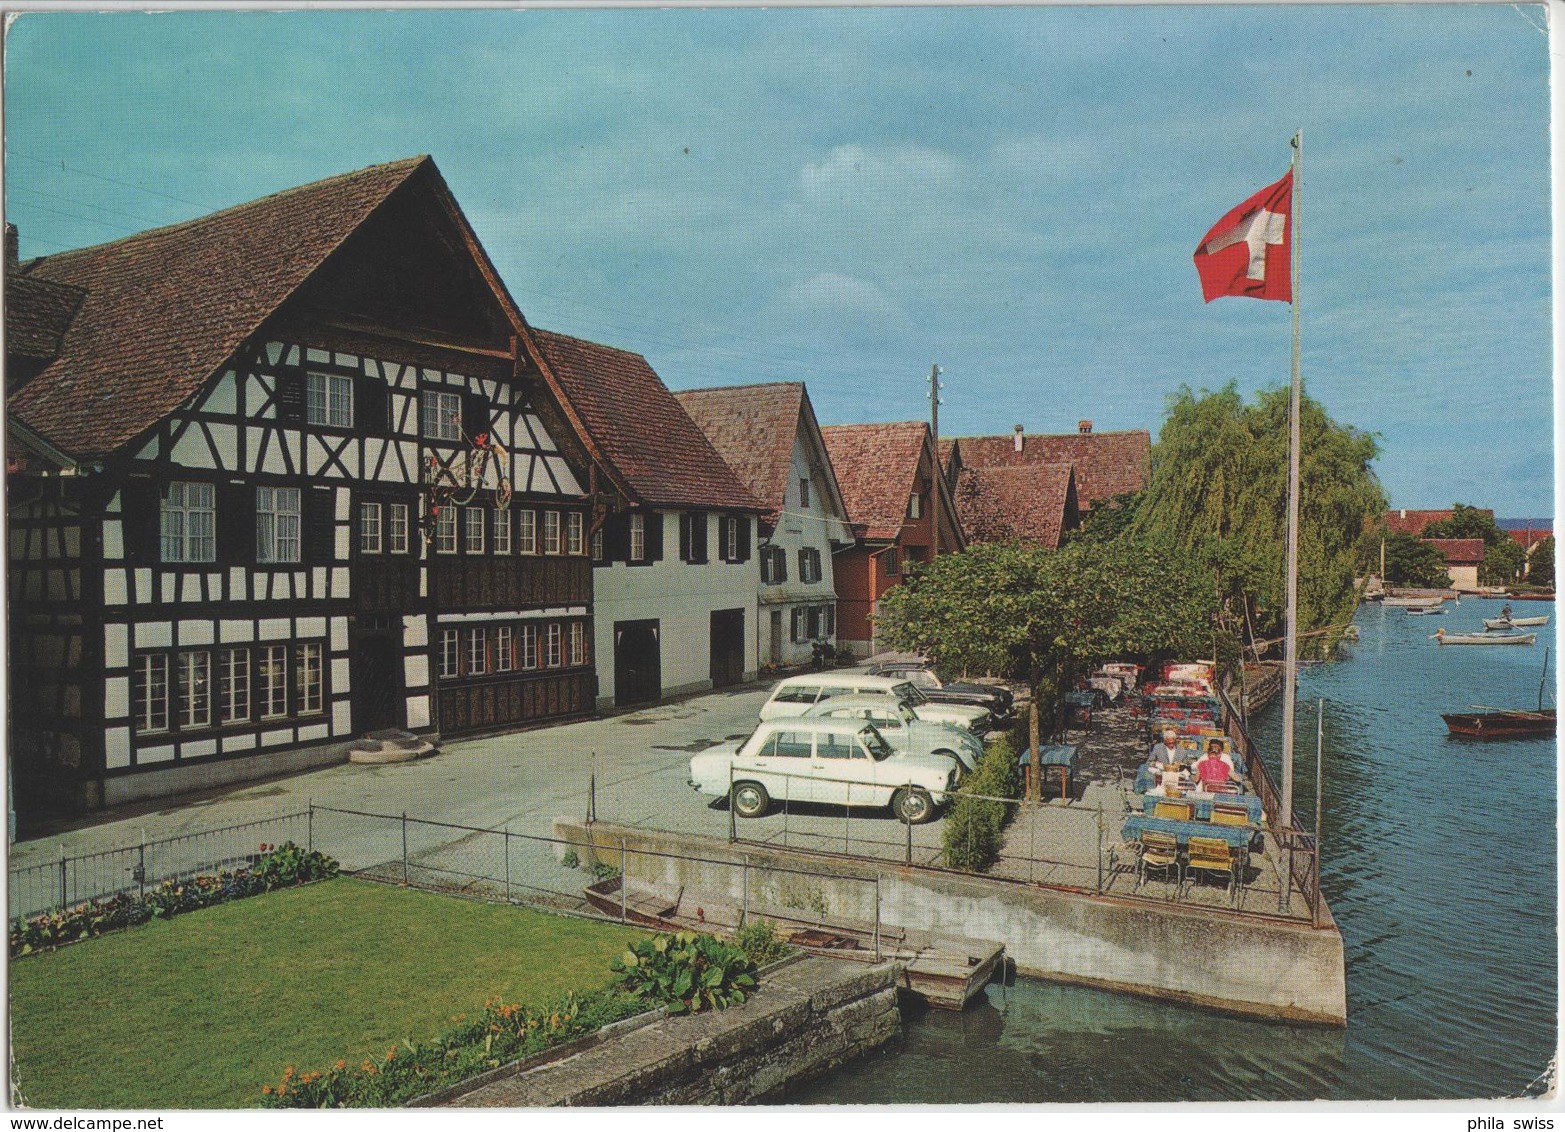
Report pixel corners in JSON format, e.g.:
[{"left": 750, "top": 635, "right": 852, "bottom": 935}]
[
  {"left": 593, "top": 510, "right": 758, "bottom": 708},
  {"left": 758, "top": 433, "right": 853, "bottom": 668}
]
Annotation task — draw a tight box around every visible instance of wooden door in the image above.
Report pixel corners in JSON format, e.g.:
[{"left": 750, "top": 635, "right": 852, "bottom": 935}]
[
  {"left": 352, "top": 631, "right": 403, "bottom": 733},
  {"left": 709, "top": 608, "right": 745, "bottom": 689},
  {"left": 614, "top": 620, "right": 661, "bottom": 707}
]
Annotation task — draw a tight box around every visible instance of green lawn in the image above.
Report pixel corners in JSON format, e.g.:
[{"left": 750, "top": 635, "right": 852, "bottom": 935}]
[{"left": 10, "top": 878, "right": 645, "bottom": 1109}]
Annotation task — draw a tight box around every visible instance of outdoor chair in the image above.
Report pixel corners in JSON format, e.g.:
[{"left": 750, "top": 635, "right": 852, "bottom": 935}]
[
  {"left": 1184, "top": 835, "right": 1242, "bottom": 906},
  {"left": 1134, "top": 831, "right": 1182, "bottom": 893},
  {"left": 1210, "top": 804, "right": 1251, "bottom": 827},
  {"left": 1152, "top": 799, "right": 1195, "bottom": 822}
]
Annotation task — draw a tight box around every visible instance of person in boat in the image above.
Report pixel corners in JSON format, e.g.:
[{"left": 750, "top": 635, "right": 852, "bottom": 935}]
[{"left": 1193, "top": 739, "right": 1234, "bottom": 789}]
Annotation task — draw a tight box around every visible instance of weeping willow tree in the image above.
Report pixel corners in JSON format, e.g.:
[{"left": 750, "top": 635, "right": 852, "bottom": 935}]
[{"left": 1134, "top": 383, "right": 1385, "bottom": 655}]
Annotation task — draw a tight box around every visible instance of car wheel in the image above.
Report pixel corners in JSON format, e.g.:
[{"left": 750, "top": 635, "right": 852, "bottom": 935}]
[
  {"left": 932, "top": 750, "right": 965, "bottom": 786},
  {"left": 731, "top": 781, "right": 770, "bottom": 818},
  {"left": 892, "top": 787, "right": 936, "bottom": 824}
]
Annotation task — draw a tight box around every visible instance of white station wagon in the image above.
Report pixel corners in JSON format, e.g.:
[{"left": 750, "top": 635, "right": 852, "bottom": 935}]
[
  {"left": 759, "top": 673, "right": 991, "bottom": 733},
  {"left": 802, "top": 694, "right": 983, "bottom": 777},
  {"left": 688, "top": 717, "right": 958, "bottom": 824}
]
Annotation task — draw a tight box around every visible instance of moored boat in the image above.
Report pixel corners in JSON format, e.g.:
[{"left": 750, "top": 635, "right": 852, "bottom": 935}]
[
  {"left": 1434, "top": 629, "right": 1536, "bottom": 646},
  {"left": 1441, "top": 709, "right": 1556, "bottom": 738},
  {"left": 583, "top": 875, "right": 1004, "bottom": 1010},
  {"left": 1385, "top": 595, "right": 1446, "bottom": 608},
  {"left": 1406, "top": 607, "right": 1446, "bottom": 616},
  {"left": 1483, "top": 615, "right": 1550, "bottom": 630}
]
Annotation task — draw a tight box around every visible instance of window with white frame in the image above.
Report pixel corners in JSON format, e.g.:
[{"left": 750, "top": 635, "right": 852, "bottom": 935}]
[
  {"left": 388, "top": 504, "right": 410, "bottom": 554},
  {"left": 519, "top": 624, "right": 538, "bottom": 669},
  {"left": 566, "top": 512, "right": 584, "bottom": 555},
  {"left": 629, "top": 514, "right": 646, "bottom": 561},
  {"left": 543, "top": 510, "right": 562, "bottom": 555},
  {"left": 256, "top": 486, "right": 302, "bottom": 564},
  {"left": 723, "top": 516, "right": 738, "bottom": 561},
  {"left": 545, "top": 623, "right": 563, "bottom": 668},
  {"left": 591, "top": 527, "right": 604, "bottom": 562},
  {"left": 258, "top": 645, "right": 289, "bottom": 720},
  {"left": 422, "top": 388, "right": 462, "bottom": 441},
  {"left": 360, "top": 502, "right": 383, "bottom": 554},
  {"left": 160, "top": 481, "right": 216, "bottom": 563},
  {"left": 464, "top": 507, "right": 485, "bottom": 554},
  {"left": 907, "top": 491, "right": 923, "bottom": 520},
  {"left": 494, "top": 507, "right": 512, "bottom": 554},
  {"left": 467, "top": 627, "right": 488, "bottom": 675},
  {"left": 219, "top": 647, "right": 250, "bottom": 725},
  {"left": 133, "top": 653, "right": 170, "bottom": 734},
  {"left": 518, "top": 509, "right": 537, "bottom": 554},
  {"left": 307, "top": 372, "right": 354, "bottom": 428},
  {"left": 295, "top": 642, "right": 323, "bottom": 715},
  {"left": 799, "top": 547, "right": 822, "bottom": 584},
  {"left": 496, "top": 625, "right": 514, "bottom": 671},
  {"left": 569, "top": 621, "right": 587, "bottom": 666},
  {"left": 434, "top": 506, "right": 457, "bottom": 554},
  {"left": 176, "top": 650, "right": 211, "bottom": 729},
  {"left": 439, "top": 629, "right": 460, "bottom": 678}
]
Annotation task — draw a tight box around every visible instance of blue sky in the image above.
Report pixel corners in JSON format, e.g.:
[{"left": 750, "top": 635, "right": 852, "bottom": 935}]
[{"left": 4, "top": 5, "right": 1552, "bottom": 516}]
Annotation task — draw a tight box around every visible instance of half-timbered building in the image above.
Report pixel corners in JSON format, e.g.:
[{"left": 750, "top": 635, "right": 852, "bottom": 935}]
[
  {"left": 675, "top": 382, "right": 853, "bottom": 669},
  {"left": 6, "top": 157, "right": 599, "bottom": 813},
  {"left": 531, "top": 331, "right": 765, "bottom": 708}
]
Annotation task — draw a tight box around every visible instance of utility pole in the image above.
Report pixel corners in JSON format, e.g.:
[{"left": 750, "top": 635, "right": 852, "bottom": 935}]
[
  {"left": 929, "top": 363, "right": 942, "bottom": 456},
  {"left": 929, "top": 363, "right": 942, "bottom": 560}
]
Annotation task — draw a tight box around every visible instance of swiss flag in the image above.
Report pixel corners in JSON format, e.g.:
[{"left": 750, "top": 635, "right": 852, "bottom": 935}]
[{"left": 1193, "top": 170, "right": 1293, "bottom": 303}]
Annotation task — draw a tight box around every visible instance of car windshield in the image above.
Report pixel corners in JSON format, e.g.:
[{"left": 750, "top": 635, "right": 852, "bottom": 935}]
[
  {"left": 858, "top": 725, "right": 893, "bottom": 760},
  {"left": 893, "top": 682, "right": 928, "bottom": 707}
]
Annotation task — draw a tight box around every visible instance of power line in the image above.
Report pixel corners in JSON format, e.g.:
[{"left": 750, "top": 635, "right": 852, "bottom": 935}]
[
  {"left": 7, "top": 149, "right": 221, "bottom": 212},
  {"left": 8, "top": 184, "right": 181, "bottom": 230}
]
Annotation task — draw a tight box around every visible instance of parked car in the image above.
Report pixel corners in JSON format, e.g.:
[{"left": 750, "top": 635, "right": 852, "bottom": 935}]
[
  {"left": 802, "top": 694, "right": 982, "bottom": 777},
  {"left": 688, "top": 718, "right": 957, "bottom": 824},
  {"left": 866, "top": 661, "right": 1014, "bottom": 720},
  {"left": 759, "top": 673, "right": 991, "bottom": 733}
]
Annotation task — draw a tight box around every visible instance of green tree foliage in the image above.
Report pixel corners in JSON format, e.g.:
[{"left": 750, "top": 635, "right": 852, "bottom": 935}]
[
  {"left": 1071, "top": 490, "right": 1143, "bottom": 545},
  {"left": 1380, "top": 532, "right": 1451, "bottom": 588},
  {"left": 1480, "top": 536, "right": 1527, "bottom": 586},
  {"left": 1528, "top": 535, "right": 1555, "bottom": 589},
  {"left": 1133, "top": 383, "right": 1385, "bottom": 647},
  {"left": 1423, "top": 502, "right": 1505, "bottom": 546}
]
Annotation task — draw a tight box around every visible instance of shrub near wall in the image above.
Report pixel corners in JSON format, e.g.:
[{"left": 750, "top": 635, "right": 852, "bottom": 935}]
[
  {"left": 10, "top": 842, "right": 338, "bottom": 957},
  {"left": 941, "top": 732, "right": 1023, "bottom": 872}
]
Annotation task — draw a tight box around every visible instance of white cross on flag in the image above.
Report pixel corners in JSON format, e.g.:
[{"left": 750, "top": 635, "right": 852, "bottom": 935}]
[{"left": 1193, "top": 169, "right": 1293, "bottom": 303}]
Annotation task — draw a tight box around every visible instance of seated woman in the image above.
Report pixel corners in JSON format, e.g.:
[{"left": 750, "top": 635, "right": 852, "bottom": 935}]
[{"left": 1193, "top": 739, "right": 1233, "bottom": 789}]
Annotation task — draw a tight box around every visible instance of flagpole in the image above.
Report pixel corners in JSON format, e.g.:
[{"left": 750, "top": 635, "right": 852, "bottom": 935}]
[{"left": 1280, "top": 128, "right": 1303, "bottom": 909}]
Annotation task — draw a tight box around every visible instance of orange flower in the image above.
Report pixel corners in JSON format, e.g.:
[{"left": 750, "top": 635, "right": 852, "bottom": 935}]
[
  {"left": 283, "top": 1067, "right": 295, "bottom": 1081},
  {"left": 335, "top": 1059, "right": 347, "bottom": 1072},
  {"left": 262, "top": 1086, "right": 272, "bottom": 1095},
  {"left": 362, "top": 1061, "right": 374, "bottom": 1073}
]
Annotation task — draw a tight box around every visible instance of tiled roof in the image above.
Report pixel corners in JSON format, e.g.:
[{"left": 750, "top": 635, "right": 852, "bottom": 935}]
[
  {"left": 531, "top": 329, "right": 761, "bottom": 512},
  {"left": 820, "top": 421, "right": 930, "bottom": 542},
  {"left": 9, "top": 156, "right": 430, "bottom": 459},
  {"left": 955, "top": 463, "right": 1077, "bottom": 548},
  {"left": 1509, "top": 528, "right": 1552, "bottom": 552},
  {"left": 952, "top": 429, "right": 1149, "bottom": 507},
  {"left": 1421, "top": 537, "right": 1486, "bottom": 565},
  {"left": 673, "top": 382, "right": 806, "bottom": 524},
  {"left": 1385, "top": 508, "right": 1494, "bottom": 536},
  {"left": 5, "top": 273, "right": 84, "bottom": 360}
]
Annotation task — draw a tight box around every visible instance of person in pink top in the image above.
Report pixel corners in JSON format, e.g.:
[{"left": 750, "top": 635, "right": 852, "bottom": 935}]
[{"left": 1194, "top": 739, "right": 1232, "bottom": 788}]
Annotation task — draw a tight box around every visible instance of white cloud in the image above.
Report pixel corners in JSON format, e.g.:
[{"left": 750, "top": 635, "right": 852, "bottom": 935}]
[
  {"left": 800, "top": 143, "right": 963, "bottom": 204},
  {"left": 780, "top": 272, "right": 909, "bottom": 327}
]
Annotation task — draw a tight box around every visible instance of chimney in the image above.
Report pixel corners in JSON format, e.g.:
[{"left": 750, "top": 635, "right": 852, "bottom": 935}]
[
  {"left": 1013, "top": 424, "right": 1024, "bottom": 453},
  {"left": 1078, "top": 419, "right": 1093, "bottom": 435}
]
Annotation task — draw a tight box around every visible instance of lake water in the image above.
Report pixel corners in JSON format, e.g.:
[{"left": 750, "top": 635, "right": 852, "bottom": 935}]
[{"left": 787, "top": 599, "right": 1558, "bottom": 1102}]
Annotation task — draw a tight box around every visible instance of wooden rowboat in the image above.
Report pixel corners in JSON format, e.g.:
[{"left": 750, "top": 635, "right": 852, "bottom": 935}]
[
  {"left": 583, "top": 876, "right": 1004, "bottom": 1010},
  {"left": 1385, "top": 596, "right": 1446, "bottom": 608},
  {"left": 1405, "top": 607, "right": 1446, "bottom": 616},
  {"left": 1441, "top": 709, "right": 1556, "bottom": 738},
  {"left": 1483, "top": 615, "right": 1550, "bottom": 630},
  {"left": 1434, "top": 630, "right": 1536, "bottom": 646}
]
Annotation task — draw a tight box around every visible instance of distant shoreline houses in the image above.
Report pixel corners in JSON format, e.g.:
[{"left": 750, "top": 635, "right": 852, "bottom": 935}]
[
  {"left": 4, "top": 157, "right": 1150, "bottom": 813},
  {"left": 1383, "top": 508, "right": 1553, "bottom": 589}
]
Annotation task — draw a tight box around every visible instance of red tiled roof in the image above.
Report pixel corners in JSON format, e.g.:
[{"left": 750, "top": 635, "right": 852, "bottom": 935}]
[
  {"left": 531, "top": 329, "right": 761, "bottom": 512},
  {"left": 5, "top": 273, "right": 84, "bottom": 361},
  {"left": 955, "top": 463, "right": 1077, "bottom": 548},
  {"left": 9, "top": 156, "right": 432, "bottom": 459},
  {"left": 952, "top": 429, "right": 1149, "bottom": 507},
  {"left": 673, "top": 382, "right": 806, "bottom": 524},
  {"left": 1421, "top": 537, "right": 1485, "bottom": 565},
  {"left": 1385, "top": 508, "right": 1494, "bottom": 536},
  {"left": 1508, "top": 528, "right": 1552, "bottom": 551},
  {"left": 820, "top": 421, "right": 931, "bottom": 542}
]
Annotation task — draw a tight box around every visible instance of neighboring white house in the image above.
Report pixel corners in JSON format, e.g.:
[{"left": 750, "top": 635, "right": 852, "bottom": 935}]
[
  {"left": 677, "top": 383, "right": 853, "bottom": 669},
  {"left": 532, "top": 330, "right": 765, "bottom": 709}
]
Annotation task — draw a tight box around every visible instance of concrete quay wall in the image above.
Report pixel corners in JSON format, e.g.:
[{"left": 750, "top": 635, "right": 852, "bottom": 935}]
[
  {"left": 445, "top": 956, "right": 902, "bottom": 1106},
  {"left": 555, "top": 819, "right": 1348, "bottom": 1027}
]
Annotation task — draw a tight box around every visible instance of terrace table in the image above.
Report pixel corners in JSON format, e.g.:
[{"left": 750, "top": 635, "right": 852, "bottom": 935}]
[
  {"left": 1019, "top": 744, "right": 1079, "bottom": 801},
  {"left": 1140, "top": 793, "right": 1264, "bottom": 824},
  {"left": 1133, "top": 759, "right": 1251, "bottom": 795},
  {"left": 1121, "top": 814, "right": 1255, "bottom": 850}
]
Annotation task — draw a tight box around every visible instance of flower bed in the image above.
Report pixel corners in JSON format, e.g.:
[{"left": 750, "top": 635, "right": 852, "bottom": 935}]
[{"left": 10, "top": 841, "right": 338, "bottom": 958}]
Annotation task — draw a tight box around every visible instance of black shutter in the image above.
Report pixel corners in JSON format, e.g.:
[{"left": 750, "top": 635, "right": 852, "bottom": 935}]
[
  {"left": 219, "top": 482, "right": 254, "bottom": 565},
  {"left": 305, "top": 488, "right": 335, "bottom": 564},
  {"left": 692, "top": 512, "right": 707, "bottom": 563},
  {"left": 357, "top": 377, "right": 390, "bottom": 436},
  {"left": 791, "top": 608, "right": 803, "bottom": 643},
  {"left": 826, "top": 605, "right": 836, "bottom": 637},
  {"left": 737, "top": 516, "right": 752, "bottom": 562},
  {"left": 645, "top": 511, "right": 664, "bottom": 561},
  {"left": 604, "top": 513, "right": 629, "bottom": 562},
  {"left": 119, "top": 478, "right": 159, "bottom": 564},
  {"left": 679, "top": 512, "right": 692, "bottom": 562},
  {"left": 463, "top": 392, "right": 488, "bottom": 442},
  {"left": 276, "top": 370, "right": 305, "bottom": 424}
]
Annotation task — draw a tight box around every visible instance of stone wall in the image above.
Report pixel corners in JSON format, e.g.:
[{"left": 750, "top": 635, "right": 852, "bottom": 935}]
[{"left": 444, "top": 956, "right": 901, "bottom": 1106}]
